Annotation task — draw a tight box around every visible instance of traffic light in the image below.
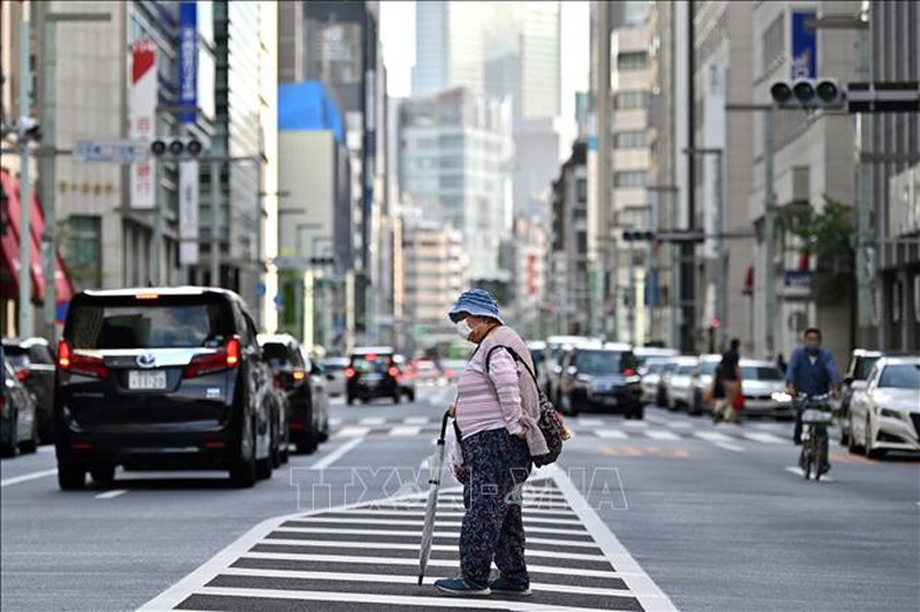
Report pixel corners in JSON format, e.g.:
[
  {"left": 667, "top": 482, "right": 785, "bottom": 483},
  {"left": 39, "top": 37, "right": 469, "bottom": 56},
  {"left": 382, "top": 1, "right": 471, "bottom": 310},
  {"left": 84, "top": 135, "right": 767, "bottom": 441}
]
[
  {"left": 770, "top": 78, "right": 845, "bottom": 109},
  {"left": 150, "top": 138, "right": 204, "bottom": 158},
  {"left": 622, "top": 230, "right": 655, "bottom": 242}
]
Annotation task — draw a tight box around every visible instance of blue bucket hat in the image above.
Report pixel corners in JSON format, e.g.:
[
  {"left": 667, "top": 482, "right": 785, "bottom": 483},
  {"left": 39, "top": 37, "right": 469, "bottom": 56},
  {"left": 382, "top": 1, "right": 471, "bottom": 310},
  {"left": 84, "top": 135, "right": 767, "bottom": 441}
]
[{"left": 448, "top": 288, "right": 503, "bottom": 325}]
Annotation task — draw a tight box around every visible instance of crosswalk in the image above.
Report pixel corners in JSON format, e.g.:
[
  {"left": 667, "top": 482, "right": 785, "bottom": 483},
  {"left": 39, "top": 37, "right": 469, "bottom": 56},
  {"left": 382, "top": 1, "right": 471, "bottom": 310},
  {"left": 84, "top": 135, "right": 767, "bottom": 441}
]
[
  {"left": 140, "top": 468, "right": 676, "bottom": 611},
  {"left": 325, "top": 415, "right": 795, "bottom": 447}
]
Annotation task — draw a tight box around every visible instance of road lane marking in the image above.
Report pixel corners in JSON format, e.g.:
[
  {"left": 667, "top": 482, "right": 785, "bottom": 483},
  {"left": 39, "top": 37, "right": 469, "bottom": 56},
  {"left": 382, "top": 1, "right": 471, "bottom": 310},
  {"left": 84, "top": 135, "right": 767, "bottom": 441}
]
[
  {"left": 242, "top": 551, "right": 616, "bottom": 578},
  {"left": 596, "top": 428, "right": 628, "bottom": 439},
  {"left": 286, "top": 515, "right": 583, "bottom": 527},
  {"left": 389, "top": 426, "right": 421, "bottom": 436},
  {"left": 622, "top": 420, "right": 648, "bottom": 428},
  {"left": 218, "top": 567, "right": 632, "bottom": 597},
  {"left": 402, "top": 416, "right": 429, "bottom": 425},
  {"left": 358, "top": 417, "right": 385, "bottom": 426},
  {"left": 260, "top": 539, "right": 607, "bottom": 559},
  {"left": 328, "top": 418, "right": 343, "bottom": 427},
  {"left": 189, "top": 586, "right": 627, "bottom": 611},
  {"left": 309, "top": 437, "right": 364, "bottom": 470},
  {"left": 0, "top": 468, "right": 57, "bottom": 488},
  {"left": 667, "top": 421, "right": 693, "bottom": 428},
  {"left": 276, "top": 524, "right": 588, "bottom": 536},
  {"left": 336, "top": 426, "right": 371, "bottom": 437},
  {"left": 742, "top": 432, "right": 787, "bottom": 444},
  {"left": 712, "top": 442, "right": 745, "bottom": 452},
  {"left": 785, "top": 466, "right": 835, "bottom": 482},
  {"left": 645, "top": 429, "right": 680, "bottom": 441},
  {"left": 573, "top": 418, "right": 603, "bottom": 427},
  {"left": 94, "top": 489, "right": 128, "bottom": 500},
  {"left": 693, "top": 431, "right": 733, "bottom": 442}
]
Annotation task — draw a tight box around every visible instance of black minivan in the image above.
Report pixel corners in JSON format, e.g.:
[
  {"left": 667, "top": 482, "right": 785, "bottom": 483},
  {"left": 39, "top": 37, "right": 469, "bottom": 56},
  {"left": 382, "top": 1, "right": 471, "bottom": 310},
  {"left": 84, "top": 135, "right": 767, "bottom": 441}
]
[{"left": 54, "top": 287, "right": 275, "bottom": 490}]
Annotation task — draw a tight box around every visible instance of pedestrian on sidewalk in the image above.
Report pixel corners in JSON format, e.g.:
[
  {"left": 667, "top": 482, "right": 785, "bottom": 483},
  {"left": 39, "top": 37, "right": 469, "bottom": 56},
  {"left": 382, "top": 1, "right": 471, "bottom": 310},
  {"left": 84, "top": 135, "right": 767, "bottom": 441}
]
[
  {"left": 713, "top": 338, "right": 742, "bottom": 424},
  {"left": 434, "top": 288, "right": 548, "bottom": 598}
]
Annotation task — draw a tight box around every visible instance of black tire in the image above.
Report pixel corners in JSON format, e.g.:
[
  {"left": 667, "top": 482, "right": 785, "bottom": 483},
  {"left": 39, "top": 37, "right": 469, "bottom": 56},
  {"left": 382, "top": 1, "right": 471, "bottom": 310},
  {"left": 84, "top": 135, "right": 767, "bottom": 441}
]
[
  {"left": 58, "top": 462, "right": 86, "bottom": 491},
  {"left": 631, "top": 406, "right": 644, "bottom": 420},
  {"left": 408, "top": 391, "right": 416, "bottom": 402},
  {"left": 280, "top": 443, "right": 290, "bottom": 464},
  {"left": 847, "top": 421, "right": 863, "bottom": 454},
  {"left": 1, "top": 411, "right": 18, "bottom": 458},
  {"left": 256, "top": 454, "right": 273, "bottom": 480},
  {"left": 18, "top": 438, "right": 37, "bottom": 454},
  {"left": 346, "top": 395, "right": 354, "bottom": 405},
  {"left": 296, "top": 429, "right": 319, "bottom": 455},
  {"left": 90, "top": 465, "right": 116, "bottom": 485},
  {"left": 863, "top": 417, "right": 885, "bottom": 460},
  {"left": 229, "top": 425, "right": 257, "bottom": 488},
  {"left": 392, "top": 392, "right": 401, "bottom": 404}
]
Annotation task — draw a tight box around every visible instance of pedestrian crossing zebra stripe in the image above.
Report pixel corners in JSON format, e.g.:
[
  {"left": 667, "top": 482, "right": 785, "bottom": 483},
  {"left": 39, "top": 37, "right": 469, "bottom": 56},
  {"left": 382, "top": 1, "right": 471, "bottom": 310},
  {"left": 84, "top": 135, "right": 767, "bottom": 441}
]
[{"left": 138, "top": 472, "right": 674, "bottom": 611}]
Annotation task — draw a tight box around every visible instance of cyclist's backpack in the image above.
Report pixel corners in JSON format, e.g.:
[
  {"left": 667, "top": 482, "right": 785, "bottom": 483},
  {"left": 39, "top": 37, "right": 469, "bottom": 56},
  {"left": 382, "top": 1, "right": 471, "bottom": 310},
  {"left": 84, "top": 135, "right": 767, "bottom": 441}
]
[{"left": 484, "top": 345, "right": 566, "bottom": 467}]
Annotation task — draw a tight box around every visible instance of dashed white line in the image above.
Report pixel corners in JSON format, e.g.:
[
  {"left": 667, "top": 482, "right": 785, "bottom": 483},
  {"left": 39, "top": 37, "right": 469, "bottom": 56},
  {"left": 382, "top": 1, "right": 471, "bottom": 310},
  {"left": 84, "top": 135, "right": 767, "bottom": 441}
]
[
  {"left": 388, "top": 426, "right": 422, "bottom": 437},
  {"left": 742, "top": 431, "right": 787, "bottom": 444},
  {"left": 645, "top": 429, "right": 681, "bottom": 441},
  {"left": 94, "top": 489, "right": 128, "bottom": 500},
  {"left": 309, "top": 437, "right": 364, "bottom": 470},
  {"left": 358, "top": 417, "right": 385, "bottom": 426},
  {"left": 573, "top": 418, "right": 603, "bottom": 427},
  {"left": 0, "top": 468, "right": 58, "bottom": 488},
  {"left": 595, "top": 429, "right": 628, "bottom": 439},
  {"left": 402, "top": 416, "right": 429, "bottom": 425},
  {"left": 667, "top": 421, "right": 694, "bottom": 429},
  {"left": 622, "top": 420, "right": 649, "bottom": 428},
  {"left": 712, "top": 442, "right": 746, "bottom": 452},
  {"left": 336, "top": 426, "right": 371, "bottom": 438}
]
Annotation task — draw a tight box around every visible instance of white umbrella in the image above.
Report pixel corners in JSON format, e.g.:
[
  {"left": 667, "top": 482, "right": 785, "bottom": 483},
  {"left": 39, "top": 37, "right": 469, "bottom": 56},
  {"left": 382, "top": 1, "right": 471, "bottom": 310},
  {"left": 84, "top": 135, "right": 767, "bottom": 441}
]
[{"left": 418, "top": 409, "right": 452, "bottom": 585}]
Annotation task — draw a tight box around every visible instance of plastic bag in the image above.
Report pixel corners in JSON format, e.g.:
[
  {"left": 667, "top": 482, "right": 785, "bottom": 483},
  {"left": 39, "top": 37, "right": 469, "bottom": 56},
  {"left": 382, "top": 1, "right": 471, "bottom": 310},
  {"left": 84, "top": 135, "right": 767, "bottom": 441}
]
[{"left": 446, "top": 419, "right": 465, "bottom": 484}]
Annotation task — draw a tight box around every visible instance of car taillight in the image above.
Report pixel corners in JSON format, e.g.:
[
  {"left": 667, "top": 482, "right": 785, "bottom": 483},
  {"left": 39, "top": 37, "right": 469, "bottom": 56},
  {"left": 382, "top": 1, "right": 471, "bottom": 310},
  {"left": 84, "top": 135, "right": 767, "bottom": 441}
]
[
  {"left": 184, "top": 337, "right": 240, "bottom": 378},
  {"left": 388, "top": 367, "right": 399, "bottom": 378},
  {"left": 345, "top": 368, "right": 355, "bottom": 378},
  {"left": 292, "top": 369, "right": 306, "bottom": 381},
  {"left": 624, "top": 368, "right": 637, "bottom": 376},
  {"left": 15, "top": 369, "right": 30, "bottom": 381},
  {"left": 57, "top": 339, "right": 109, "bottom": 379}
]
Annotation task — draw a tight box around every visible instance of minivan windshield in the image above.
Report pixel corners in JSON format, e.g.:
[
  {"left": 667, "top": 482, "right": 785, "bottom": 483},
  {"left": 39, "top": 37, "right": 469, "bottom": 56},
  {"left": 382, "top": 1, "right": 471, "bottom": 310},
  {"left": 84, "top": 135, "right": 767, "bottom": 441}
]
[
  {"left": 574, "top": 350, "right": 636, "bottom": 375},
  {"left": 66, "top": 297, "right": 234, "bottom": 349}
]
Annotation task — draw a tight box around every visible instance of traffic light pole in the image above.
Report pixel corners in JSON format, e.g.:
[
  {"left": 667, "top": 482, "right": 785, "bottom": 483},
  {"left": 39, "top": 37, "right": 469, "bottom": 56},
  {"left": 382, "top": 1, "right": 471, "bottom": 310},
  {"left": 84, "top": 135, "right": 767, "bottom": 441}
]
[
  {"left": 210, "top": 158, "right": 220, "bottom": 287},
  {"left": 18, "top": 9, "right": 32, "bottom": 337},
  {"left": 763, "top": 109, "right": 776, "bottom": 358}
]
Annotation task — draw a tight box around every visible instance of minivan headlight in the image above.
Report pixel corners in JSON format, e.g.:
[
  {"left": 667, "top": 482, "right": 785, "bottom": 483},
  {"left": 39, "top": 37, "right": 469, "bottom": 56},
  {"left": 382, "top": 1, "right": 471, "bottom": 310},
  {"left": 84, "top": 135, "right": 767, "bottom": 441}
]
[{"left": 771, "top": 391, "right": 792, "bottom": 403}]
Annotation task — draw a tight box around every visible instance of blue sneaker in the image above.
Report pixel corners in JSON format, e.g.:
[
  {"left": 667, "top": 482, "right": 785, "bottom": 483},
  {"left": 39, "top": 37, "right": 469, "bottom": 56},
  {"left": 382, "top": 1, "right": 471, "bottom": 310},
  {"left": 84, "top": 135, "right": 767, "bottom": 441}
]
[
  {"left": 434, "top": 577, "right": 491, "bottom": 596},
  {"left": 490, "top": 576, "right": 532, "bottom": 596}
]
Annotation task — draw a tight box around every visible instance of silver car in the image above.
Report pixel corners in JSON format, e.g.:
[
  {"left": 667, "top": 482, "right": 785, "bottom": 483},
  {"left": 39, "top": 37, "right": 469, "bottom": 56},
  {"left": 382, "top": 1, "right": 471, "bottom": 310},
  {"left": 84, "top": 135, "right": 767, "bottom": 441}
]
[
  {"left": 667, "top": 356, "right": 699, "bottom": 411},
  {"left": 738, "top": 359, "right": 794, "bottom": 418},
  {"left": 847, "top": 356, "right": 920, "bottom": 459},
  {"left": 320, "top": 357, "right": 350, "bottom": 397},
  {"left": 640, "top": 358, "right": 670, "bottom": 405}
]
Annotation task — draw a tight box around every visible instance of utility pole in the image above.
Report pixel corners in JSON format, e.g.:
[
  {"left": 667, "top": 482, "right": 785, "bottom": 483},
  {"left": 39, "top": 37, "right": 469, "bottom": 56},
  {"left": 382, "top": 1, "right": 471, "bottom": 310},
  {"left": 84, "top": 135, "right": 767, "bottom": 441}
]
[
  {"left": 210, "top": 159, "right": 220, "bottom": 286},
  {"left": 763, "top": 109, "right": 776, "bottom": 358},
  {"left": 18, "top": 7, "right": 32, "bottom": 337}
]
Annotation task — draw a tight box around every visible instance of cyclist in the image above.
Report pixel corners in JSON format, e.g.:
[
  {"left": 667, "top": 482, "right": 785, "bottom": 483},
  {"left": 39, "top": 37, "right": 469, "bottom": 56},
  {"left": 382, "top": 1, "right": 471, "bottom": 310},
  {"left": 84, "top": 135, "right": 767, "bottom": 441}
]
[{"left": 785, "top": 327, "right": 841, "bottom": 473}]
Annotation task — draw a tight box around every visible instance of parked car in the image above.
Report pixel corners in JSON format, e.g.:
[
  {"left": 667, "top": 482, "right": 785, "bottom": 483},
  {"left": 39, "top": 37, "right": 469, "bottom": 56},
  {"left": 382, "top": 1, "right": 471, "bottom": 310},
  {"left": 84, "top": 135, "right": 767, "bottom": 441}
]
[
  {"left": 689, "top": 354, "right": 722, "bottom": 415},
  {"left": 839, "top": 349, "right": 883, "bottom": 445},
  {"left": 634, "top": 346, "right": 679, "bottom": 370},
  {"left": 541, "top": 335, "right": 593, "bottom": 400},
  {"left": 3, "top": 337, "right": 55, "bottom": 443},
  {"left": 54, "top": 287, "right": 276, "bottom": 490},
  {"left": 846, "top": 356, "right": 920, "bottom": 459},
  {"left": 737, "top": 359, "right": 794, "bottom": 418},
  {"left": 640, "top": 358, "right": 670, "bottom": 406},
  {"left": 319, "top": 356, "right": 350, "bottom": 397},
  {"left": 392, "top": 354, "right": 417, "bottom": 401},
  {"left": 666, "top": 357, "right": 699, "bottom": 411},
  {"left": 259, "top": 334, "right": 329, "bottom": 455},
  {"left": 527, "top": 341, "right": 547, "bottom": 380},
  {"left": 558, "top": 343, "right": 642, "bottom": 419},
  {"left": 2, "top": 361, "right": 39, "bottom": 457},
  {"left": 655, "top": 359, "right": 681, "bottom": 407},
  {"left": 346, "top": 346, "right": 402, "bottom": 404}
]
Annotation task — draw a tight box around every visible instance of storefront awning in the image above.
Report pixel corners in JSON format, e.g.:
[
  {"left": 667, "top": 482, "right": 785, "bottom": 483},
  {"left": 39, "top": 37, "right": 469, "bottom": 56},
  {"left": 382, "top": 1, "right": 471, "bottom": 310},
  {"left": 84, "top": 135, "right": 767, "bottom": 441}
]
[{"left": 0, "top": 168, "right": 74, "bottom": 307}]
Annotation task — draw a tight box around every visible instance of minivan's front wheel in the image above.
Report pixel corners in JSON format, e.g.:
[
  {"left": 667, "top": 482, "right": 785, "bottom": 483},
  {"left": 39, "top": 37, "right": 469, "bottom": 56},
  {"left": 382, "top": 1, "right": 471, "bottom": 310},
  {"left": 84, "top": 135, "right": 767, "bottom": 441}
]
[{"left": 58, "top": 462, "right": 86, "bottom": 491}]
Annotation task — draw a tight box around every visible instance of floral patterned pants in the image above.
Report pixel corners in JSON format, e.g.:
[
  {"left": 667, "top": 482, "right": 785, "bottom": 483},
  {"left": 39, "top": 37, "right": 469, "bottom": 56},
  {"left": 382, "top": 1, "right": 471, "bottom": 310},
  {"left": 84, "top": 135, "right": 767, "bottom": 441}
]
[{"left": 459, "top": 428, "right": 532, "bottom": 588}]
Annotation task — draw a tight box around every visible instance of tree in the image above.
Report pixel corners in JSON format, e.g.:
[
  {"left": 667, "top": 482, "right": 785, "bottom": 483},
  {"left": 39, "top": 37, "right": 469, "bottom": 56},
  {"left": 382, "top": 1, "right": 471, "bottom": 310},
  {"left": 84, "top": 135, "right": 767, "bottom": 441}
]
[{"left": 781, "top": 196, "right": 855, "bottom": 305}]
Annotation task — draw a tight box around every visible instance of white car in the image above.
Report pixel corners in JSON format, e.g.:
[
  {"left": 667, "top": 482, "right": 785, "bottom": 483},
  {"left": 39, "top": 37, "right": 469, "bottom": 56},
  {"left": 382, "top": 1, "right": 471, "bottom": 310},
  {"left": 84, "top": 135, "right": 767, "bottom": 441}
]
[
  {"left": 319, "top": 357, "right": 350, "bottom": 397},
  {"left": 640, "top": 358, "right": 670, "bottom": 405},
  {"left": 667, "top": 356, "right": 699, "bottom": 411},
  {"left": 737, "top": 359, "right": 794, "bottom": 418},
  {"left": 847, "top": 356, "right": 920, "bottom": 459},
  {"left": 688, "top": 354, "right": 722, "bottom": 414},
  {"left": 635, "top": 346, "right": 679, "bottom": 370}
]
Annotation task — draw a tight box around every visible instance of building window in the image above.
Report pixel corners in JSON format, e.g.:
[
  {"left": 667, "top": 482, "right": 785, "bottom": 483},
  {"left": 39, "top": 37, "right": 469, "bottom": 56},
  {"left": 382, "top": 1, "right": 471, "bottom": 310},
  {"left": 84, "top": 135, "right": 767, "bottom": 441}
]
[
  {"left": 576, "top": 178, "right": 588, "bottom": 202},
  {"left": 617, "top": 51, "right": 648, "bottom": 71},
  {"left": 614, "top": 171, "right": 648, "bottom": 188},
  {"left": 66, "top": 216, "right": 102, "bottom": 288},
  {"left": 761, "top": 13, "right": 785, "bottom": 76},
  {"left": 439, "top": 134, "right": 464, "bottom": 149},
  {"left": 614, "top": 131, "right": 648, "bottom": 148},
  {"left": 615, "top": 91, "right": 648, "bottom": 109}
]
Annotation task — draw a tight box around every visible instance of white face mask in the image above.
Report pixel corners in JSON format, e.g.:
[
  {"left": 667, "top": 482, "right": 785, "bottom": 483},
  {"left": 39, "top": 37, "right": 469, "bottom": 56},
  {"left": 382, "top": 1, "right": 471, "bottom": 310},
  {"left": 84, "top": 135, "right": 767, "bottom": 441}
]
[{"left": 455, "top": 319, "right": 473, "bottom": 341}]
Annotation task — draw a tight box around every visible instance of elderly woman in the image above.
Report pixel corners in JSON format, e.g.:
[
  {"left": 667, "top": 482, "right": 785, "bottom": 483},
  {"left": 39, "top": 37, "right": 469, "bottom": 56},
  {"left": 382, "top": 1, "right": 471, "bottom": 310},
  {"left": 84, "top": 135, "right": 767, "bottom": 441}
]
[{"left": 434, "top": 289, "right": 548, "bottom": 597}]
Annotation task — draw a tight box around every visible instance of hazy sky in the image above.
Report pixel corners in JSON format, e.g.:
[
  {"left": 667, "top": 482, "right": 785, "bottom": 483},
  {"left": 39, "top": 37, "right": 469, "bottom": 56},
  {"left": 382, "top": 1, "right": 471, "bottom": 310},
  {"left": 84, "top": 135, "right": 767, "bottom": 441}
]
[{"left": 379, "top": 1, "right": 590, "bottom": 124}]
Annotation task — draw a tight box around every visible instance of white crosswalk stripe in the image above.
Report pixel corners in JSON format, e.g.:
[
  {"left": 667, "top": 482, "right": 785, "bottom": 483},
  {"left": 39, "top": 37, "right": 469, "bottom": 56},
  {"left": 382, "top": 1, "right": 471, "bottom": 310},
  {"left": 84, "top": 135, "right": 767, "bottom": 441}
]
[
  {"left": 742, "top": 431, "right": 787, "bottom": 444},
  {"left": 645, "top": 429, "right": 681, "bottom": 441},
  {"left": 389, "top": 426, "right": 422, "bottom": 436},
  {"left": 139, "top": 472, "right": 676, "bottom": 612},
  {"left": 337, "top": 426, "right": 372, "bottom": 438},
  {"left": 595, "top": 428, "right": 628, "bottom": 439},
  {"left": 359, "top": 417, "right": 386, "bottom": 426}
]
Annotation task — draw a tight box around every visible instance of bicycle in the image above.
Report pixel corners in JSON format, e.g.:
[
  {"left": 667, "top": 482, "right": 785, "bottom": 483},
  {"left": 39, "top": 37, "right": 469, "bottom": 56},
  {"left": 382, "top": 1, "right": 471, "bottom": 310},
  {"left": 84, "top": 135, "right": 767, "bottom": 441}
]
[{"left": 797, "top": 393, "right": 833, "bottom": 481}]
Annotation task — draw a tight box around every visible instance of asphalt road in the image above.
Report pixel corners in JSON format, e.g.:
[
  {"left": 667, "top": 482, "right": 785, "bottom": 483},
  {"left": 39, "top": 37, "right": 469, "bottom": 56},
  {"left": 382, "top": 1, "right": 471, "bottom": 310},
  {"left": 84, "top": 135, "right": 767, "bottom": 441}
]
[{"left": 1, "top": 384, "right": 918, "bottom": 611}]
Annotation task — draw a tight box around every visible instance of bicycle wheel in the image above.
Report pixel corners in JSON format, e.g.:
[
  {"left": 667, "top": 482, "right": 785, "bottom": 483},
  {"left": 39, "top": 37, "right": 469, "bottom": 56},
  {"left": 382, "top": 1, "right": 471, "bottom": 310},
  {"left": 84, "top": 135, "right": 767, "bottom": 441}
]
[
  {"left": 802, "top": 435, "right": 812, "bottom": 480},
  {"left": 814, "top": 427, "right": 827, "bottom": 481}
]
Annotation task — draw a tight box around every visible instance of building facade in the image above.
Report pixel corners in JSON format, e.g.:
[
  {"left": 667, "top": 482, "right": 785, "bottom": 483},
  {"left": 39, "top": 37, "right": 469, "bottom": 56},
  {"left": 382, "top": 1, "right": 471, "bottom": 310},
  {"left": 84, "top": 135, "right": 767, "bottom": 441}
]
[
  {"left": 412, "top": 1, "right": 484, "bottom": 97},
  {"left": 866, "top": 0, "right": 920, "bottom": 351},
  {"left": 397, "top": 87, "right": 512, "bottom": 282}
]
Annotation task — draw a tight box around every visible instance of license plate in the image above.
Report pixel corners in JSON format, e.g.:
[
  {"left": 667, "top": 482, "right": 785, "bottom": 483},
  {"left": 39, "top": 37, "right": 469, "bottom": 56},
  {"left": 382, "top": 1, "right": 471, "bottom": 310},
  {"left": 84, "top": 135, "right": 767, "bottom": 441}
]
[{"left": 128, "top": 370, "right": 167, "bottom": 390}]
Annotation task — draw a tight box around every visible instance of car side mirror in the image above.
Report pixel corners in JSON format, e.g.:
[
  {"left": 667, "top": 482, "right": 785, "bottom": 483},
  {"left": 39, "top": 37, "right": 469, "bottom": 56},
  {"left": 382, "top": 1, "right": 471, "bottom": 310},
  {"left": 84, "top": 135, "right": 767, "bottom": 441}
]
[{"left": 850, "top": 380, "right": 868, "bottom": 392}]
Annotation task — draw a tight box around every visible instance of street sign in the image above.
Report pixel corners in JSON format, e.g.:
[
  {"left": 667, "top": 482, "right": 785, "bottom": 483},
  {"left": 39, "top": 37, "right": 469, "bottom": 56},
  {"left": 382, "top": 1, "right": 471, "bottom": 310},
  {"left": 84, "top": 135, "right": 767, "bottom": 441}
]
[
  {"left": 74, "top": 139, "right": 149, "bottom": 164},
  {"left": 254, "top": 281, "right": 266, "bottom": 297}
]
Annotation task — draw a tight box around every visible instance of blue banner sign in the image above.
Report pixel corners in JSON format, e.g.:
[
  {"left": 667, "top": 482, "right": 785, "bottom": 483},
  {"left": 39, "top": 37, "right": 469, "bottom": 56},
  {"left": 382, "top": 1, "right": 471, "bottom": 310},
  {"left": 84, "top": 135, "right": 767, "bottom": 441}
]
[
  {"left": 790, "top": 11, "right": 816, "bottom": 79},
  {"left": 178, "top": 2, "right": 198, "bottom": 123}
]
